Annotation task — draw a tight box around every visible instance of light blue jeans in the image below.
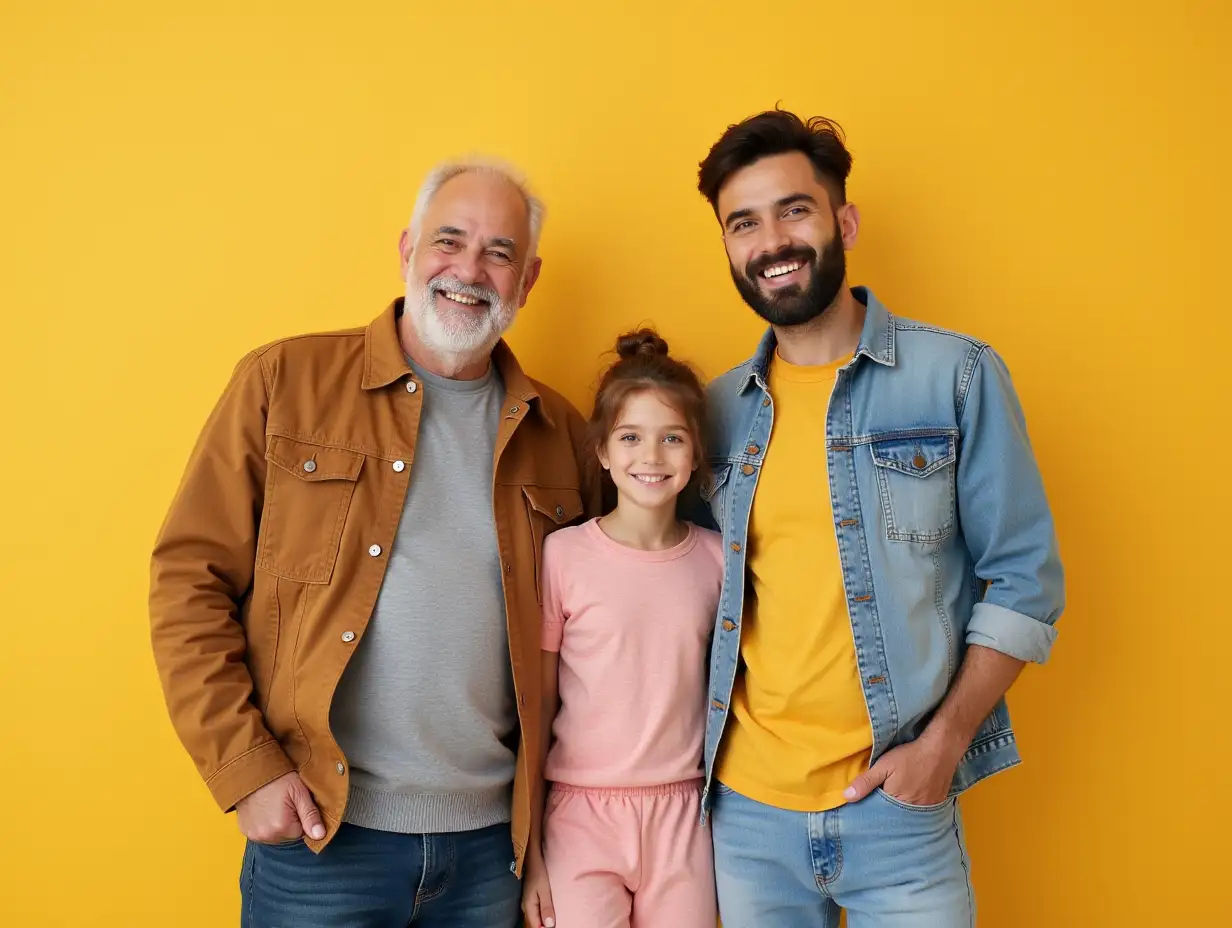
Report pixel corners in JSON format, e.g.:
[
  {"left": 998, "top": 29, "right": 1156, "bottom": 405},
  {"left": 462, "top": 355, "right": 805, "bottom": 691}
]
[{"left": 711, "top": 782, "right": 974, "bottom": 927}]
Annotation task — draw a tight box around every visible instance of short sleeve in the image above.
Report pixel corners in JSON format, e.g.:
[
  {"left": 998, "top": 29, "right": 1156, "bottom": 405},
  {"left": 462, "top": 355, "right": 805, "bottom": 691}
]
[
  {"left": 540, "top": 533, "right": 568, "bottom": 652},
  {"left": 697, "top": 526, "right": 725, "bottom": 578}
]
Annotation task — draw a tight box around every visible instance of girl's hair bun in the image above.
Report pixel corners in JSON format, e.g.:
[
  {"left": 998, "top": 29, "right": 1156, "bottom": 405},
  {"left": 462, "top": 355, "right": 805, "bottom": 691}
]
[{"left": 615, "top": 328, "right": 670, "bottom": 360}]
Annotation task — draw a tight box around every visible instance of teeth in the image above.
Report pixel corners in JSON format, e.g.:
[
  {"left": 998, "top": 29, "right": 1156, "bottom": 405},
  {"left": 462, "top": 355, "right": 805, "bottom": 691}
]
[
  {"left": 633, "top": 475, "right": 667, "bottom": 483},
  {"left": 442, "top": 291, "right": 481, "bottom": 305},
  {"left": 763, "top": 262, "right": 802, "bottom": 279}
]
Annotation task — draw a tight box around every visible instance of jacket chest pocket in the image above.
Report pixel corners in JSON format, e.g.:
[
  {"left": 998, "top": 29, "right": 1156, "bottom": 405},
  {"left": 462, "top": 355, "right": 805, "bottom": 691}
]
[
  {"left": 258, "top": 436, "right": 365, "bottom": 583},
  {"left": 700, "top": 461, "right": 733, "bottom": 524},
  {"left": 869, "top": 433, "right": 956, "bottom": 544},
  {"left": 523, "top": 485, "right": 584, "bottom": 602}
]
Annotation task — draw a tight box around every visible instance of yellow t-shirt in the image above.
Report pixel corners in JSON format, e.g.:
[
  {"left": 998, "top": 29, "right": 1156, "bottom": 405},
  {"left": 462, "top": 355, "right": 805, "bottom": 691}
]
[{"left": 716, "top": 352, "right": 873, "bottom": 812}]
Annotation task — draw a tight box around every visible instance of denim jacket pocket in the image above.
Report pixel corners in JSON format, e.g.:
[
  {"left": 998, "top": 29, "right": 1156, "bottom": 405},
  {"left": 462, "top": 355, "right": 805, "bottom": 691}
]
[
  {"left": 869, "top": 431, "right": 957, "bottom": 543},
  {"left": 700, "top": 461, "right": 733, "bottom": 521},
  {"left": 257, "top": 436, "right": 364, "bottom": 583}
]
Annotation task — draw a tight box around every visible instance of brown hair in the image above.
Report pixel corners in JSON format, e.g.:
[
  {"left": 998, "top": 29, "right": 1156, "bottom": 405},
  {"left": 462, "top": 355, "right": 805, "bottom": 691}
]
[
  {"left": 589, "top": 328, "right": 709, "bottom": 510},
  {"left": 697, "top": 107, "right": 853, "bottom": 213}
]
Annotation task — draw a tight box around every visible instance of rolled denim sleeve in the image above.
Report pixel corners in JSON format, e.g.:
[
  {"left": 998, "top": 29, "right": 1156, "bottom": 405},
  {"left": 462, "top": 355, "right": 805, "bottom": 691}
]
[{"left": 956, "top": 346, "right": 1065, "bottom": 663}]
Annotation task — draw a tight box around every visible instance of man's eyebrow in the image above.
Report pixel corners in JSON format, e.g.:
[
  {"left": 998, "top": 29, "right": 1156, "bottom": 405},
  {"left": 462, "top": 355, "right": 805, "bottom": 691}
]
[
  {"left": 775, "top": 193, "right": 817, "bottom": 209},
  {"left": 724, "top": 193, "right": 819, "bottom": 229},
  {"left": 434, "top": 226, "right": 467, "bottom": 237},
  {"left": 723, "top": 207, "right": 754, "bottom": 229},
  {"left": 486, "top": 237, "right": 516, "bottom": 250}
]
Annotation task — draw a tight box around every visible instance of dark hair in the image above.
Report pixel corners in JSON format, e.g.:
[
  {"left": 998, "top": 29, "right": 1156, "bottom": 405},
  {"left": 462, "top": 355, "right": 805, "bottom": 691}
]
[
  {"left": 589, "top": 329, "right": 708, "bottom": 511},
  {"left": 697, "top": 107, "right": 853, "bottom": 213}
]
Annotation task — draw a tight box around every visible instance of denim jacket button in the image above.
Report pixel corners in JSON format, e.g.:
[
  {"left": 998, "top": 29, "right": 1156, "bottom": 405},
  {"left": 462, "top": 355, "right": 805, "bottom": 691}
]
[
  {"left": 746, "top": 444, "right": 760, "bottom": 455},
  {"left": 913, "top": 453, "right": 927, "bottom": 469},
  {"left": 742, "top": 464, "right": 755, "bottom": 476}
]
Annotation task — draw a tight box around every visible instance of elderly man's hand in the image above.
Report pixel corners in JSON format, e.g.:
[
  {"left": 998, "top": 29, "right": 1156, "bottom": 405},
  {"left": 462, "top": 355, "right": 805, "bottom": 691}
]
[{"left": 236, "top": 772, "right": 326, "bottom": 844}]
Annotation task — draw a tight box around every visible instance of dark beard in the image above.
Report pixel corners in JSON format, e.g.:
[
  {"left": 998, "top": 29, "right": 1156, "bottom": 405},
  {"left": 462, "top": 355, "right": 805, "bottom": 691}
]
[{"left": 730, "top": 233, "right": 847, "bottom": 327}]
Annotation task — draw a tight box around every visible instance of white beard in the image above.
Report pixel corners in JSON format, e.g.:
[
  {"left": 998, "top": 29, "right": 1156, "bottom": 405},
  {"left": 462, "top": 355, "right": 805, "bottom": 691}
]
[{"left": 405, "top": 273, "right": 518, "bottom": 370}]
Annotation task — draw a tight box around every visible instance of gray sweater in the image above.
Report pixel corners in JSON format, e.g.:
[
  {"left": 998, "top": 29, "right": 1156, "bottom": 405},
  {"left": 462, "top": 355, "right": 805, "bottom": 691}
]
[{"left": 330, "top": 360, "right": 515, "bottom": 833}]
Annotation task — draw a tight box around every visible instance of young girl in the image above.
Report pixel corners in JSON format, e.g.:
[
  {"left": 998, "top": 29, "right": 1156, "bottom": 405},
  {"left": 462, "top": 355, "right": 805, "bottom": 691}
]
[{"left": 522, "top": 330, "right": 723, "bottom": 928}]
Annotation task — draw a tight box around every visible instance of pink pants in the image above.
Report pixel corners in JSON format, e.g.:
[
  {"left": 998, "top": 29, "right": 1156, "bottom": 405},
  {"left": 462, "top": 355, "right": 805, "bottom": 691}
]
[{"left": 543, "top": 779, "right": 717, "bottom": 928}]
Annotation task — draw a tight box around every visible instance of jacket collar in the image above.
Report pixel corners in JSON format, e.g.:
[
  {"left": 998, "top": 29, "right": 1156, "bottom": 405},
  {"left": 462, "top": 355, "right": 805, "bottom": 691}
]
[{"left": 738, "top": 286, "right": 896, "bottom": 393}]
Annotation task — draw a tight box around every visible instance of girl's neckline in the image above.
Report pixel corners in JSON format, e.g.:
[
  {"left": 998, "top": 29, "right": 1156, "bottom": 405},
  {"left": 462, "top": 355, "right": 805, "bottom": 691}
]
[{"left": 585, "top": 517, "right": 698, "bottom": 562}]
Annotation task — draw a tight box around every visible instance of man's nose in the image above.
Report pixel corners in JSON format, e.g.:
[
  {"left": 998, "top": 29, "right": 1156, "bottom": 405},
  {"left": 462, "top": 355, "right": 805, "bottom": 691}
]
[
  {"left": 450, "top": 250, "right": 482, "bottom": 285},
  {"left": 757, "top": 220, "right": 794, "bottom": 259}
]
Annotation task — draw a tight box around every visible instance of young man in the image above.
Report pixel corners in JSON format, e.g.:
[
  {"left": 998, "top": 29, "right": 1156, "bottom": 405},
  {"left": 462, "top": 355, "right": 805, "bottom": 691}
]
[
  {"left": 150, "top": 159, "right": 594, "bottom": 926},
  {"left": 694, "top": 110, "right": 1065, "bottom": 927}
]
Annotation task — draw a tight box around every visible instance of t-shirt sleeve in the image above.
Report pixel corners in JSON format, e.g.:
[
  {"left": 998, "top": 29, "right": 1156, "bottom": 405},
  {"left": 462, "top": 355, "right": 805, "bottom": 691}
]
[
  {"left": 699, "top": 527, "right": 725, "bottom": 577},
  {"left": 540, "top": 533, "right": 568, "bottom": 652}
]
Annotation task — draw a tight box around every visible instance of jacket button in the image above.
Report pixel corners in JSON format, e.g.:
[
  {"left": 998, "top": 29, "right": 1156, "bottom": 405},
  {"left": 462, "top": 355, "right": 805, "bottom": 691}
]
[
  {"left": 392, "top": 460, "right": 405, "bottom": 472},
  {"left": 406, "top": 381, "right": 418, "bottom": 393},
  {"left": 555, "top": 505, "right": 565, "bottom": 518},
  {"left": 368, "top": 544, "right": 382, "bottom": 557},
  {"left": 722, "top": 620, "right": 736, "bottom": 632},
  {"left": 741, "top": 464, "right": 755, "bottom": 476},
  {"left": 913, "top": 454, "right": 927, "bottom": 469},
  {"left": 711, "top": 699, "right": 726, "bottom": 710},
  {"left": 302, "top": 460, "right": 317, "bottom": 473},
  {"left": 335, "top": 761, "right": 345, "bottom": 775},
  {"left": 762, "top": 397, "right": 771, "bottom": 407},
  {"left": 746, "top": 444, "right": 760, "bottom": 455},
  {"left": 510, "top": 405, "right": 520, "bottom": 414},
  {"left": 730, "top": 542, "right": 741, "bottom": 552},
  {"left": 341, "top": 631, "right": 356, "bottom": 643},
  {"left": 504, "top": 562, "right": 512, "bottom": 573}
]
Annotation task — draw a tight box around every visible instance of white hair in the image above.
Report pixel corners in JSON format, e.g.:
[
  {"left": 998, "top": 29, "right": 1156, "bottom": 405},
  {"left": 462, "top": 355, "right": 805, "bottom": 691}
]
[{"left": 408, "top": 157, "right": 545, "bottom": 260}]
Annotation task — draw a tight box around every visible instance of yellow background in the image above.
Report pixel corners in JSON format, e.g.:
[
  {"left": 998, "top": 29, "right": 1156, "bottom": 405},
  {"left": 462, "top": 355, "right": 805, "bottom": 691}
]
[{"left": 2, "top": 1, "right": 1228, "bottom": 924}]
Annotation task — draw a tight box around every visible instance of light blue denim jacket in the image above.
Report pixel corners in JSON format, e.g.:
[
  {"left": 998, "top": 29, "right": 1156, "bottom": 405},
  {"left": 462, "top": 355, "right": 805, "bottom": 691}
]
[{"left": 697, "top": 287, "right": 1065, "bottom": 816}]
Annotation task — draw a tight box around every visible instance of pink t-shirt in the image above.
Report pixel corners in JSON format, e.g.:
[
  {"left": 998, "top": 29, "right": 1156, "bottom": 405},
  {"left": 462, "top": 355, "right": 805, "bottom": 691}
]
[{"left": 541, "top": 518, "right": 724, "bottom": 788}]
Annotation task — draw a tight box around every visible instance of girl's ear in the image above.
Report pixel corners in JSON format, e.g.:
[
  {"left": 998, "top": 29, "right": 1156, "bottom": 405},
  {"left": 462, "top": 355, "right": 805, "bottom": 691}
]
[{"left": 596, "top": 441, "right": 610, "bottom": 471}]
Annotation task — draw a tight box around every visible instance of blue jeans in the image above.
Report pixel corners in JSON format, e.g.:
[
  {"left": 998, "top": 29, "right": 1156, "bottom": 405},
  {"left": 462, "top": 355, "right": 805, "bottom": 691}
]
[
  {"left": 711, "top": 783, "right": 974, "bottom": 928},
  {"left": 239, "top": 822, "right": 521, "bottom": 927}
]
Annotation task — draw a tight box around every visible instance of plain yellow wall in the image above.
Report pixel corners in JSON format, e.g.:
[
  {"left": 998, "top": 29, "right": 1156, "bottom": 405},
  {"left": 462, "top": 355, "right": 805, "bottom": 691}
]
[{"left": 2, "top": 1, "right": 1229, "bottom": 924}]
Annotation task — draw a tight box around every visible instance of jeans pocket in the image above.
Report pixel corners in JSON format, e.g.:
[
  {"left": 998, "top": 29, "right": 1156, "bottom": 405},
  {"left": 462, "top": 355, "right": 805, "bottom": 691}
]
[
  {"left": 250, "top": 836, "right": 307, "bottom": 851},
  {"left": 240, "top": 841, "right": 255, "bottom": 891},
  {"left": 239, "top": 842, "right": 256, "bottom": 928},
  {"left": 875, "top": 787, "right": 954, "bottom": 813}
]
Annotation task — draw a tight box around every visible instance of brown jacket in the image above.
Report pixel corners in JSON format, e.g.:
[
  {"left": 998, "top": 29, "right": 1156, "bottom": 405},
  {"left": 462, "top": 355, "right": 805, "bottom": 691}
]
[{"left": 150, "top": 298, "right": 595, "bottom": 871}]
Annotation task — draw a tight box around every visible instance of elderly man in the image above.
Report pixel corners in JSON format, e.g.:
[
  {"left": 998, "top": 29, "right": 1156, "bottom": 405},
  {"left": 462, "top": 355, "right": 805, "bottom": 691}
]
[{"left": 150, "top": 159, "right": 593, "bottom": 926}]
